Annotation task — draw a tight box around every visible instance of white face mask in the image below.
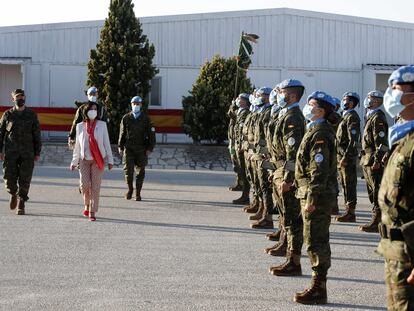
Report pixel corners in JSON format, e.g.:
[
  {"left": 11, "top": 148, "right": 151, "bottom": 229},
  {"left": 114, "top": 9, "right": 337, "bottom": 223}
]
[
  {"left": 132, "top": 105, "right": 141, "bottom": 113},
  {"left": 302, "top": 104, "right": 315, "bottom": 120},
  {"left": 277, "top": 93, "right": 287, "bottom": 108},
  {"left": 88, "top": 95, "right": 97, "bottom": 102},
  {"left": 87, "top": 110, "right": 97, "bottom": 120},
  {"left": 383, "top": 87, "right": 408, "bottom": 118}
]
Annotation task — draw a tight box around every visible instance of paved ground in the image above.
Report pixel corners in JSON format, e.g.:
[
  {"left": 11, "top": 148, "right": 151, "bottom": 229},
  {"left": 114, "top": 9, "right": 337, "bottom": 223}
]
[{"left": 0, "top": 166, "right": 386, "bottom": 311}]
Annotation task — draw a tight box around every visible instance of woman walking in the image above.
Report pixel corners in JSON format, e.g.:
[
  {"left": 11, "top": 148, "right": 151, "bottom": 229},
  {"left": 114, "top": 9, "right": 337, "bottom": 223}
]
[{"left": 70, "top": 103, "right": 113, "bottom": 221}]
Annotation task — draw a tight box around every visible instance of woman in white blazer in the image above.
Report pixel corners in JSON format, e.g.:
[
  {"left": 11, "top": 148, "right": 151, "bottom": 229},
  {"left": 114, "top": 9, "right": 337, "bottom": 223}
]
[{"left": 70, "top": 103, "right": 113, "bottom": 221}]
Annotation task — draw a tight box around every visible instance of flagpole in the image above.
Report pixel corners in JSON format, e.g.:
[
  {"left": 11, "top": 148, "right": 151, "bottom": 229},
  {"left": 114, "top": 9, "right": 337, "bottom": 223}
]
[{"left": 234, "top": 32, "right": 243, "bottom": 99}]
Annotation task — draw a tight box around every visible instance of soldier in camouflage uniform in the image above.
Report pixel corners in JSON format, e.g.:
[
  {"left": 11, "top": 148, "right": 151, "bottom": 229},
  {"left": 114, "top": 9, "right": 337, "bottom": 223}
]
[
  {"left": 249, "top": 87, "right": 275, "bottom": 229},
  {"left": 68, "top": 86, "right": 108, "bottom": 149},
  {"left": 376, "top": 65, "right": 414, "bottom": 310},
  {"left": 118, "top": 96, "right": 156, "bottom": 201},
  {"left": 242, "top": 94, "right": 262, "bottom": 214},
  {"left": 359, "top": 90, "right": 389, "bottom": 233},
  {"left": 227, "top": 99, "right": 243, "bottom": 192},
  {"left": 0, "top": 89, "right": 41, "bottom": 215},
  {"left": 331, "top": 97, "right": 342, "bottom": 216},
  {"left": 293, "top": 91, "right": 338, "bottom": 305},
  {"left": 335, "top": 92, "right": 361, "bottom": 223},
  {"left": 232, "top": 93, "right": 251, "bottom": 205},
  {"left": 268, "top": 79, "right": 306, "bottom": 276}
]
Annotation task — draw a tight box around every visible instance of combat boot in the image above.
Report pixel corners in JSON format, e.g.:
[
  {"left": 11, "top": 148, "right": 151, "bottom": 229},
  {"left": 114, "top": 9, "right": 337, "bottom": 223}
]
[
  {"left": 270, "top": 251, "right": 302, "bottom": 276},
  {"left": 16, "top": 199, "right": 25, "bottom": 215},
  {"left": 250, "top": 216, "right": 274, "bottom": 229},
  {"left": 359, "top": 209, "right": 380, "bottom": 233},
  {"left": 125, "top": 182, "right": 133, "bottom": 200},
  {"left": 244, "top": 198, "right": 259, "bottom": 214},
  {"left": 232, "top": 190, "right": 250, "bottom": 205},
  {"left": 294, "top": 275, "right": 327, "bottom": 305},
  {"left": 249, "top": 201, "right": 264, "bottom": 220},
  {"left": 267, "top": 231, "right": 287, "bottom": 256},
  {"left": 228, "top": 184, "right": 243, "bottom": 192},
  {"left": 336, "top": 204, "right": 356, "bottom": 222},
  {"left": 266, "top": 230, "right": 281, "bottom": 241},
  {"left": 135, "top": 180, "right": 143, "bottom": 201},
  {"left": 9, "top": 195, "right": 18, "bottom": 210}
]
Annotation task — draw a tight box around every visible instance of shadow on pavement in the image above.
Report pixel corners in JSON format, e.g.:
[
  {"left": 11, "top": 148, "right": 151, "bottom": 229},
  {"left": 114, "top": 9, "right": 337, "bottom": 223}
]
[{"left": 331, "top": 256, "right": 383, "bottom": 264}]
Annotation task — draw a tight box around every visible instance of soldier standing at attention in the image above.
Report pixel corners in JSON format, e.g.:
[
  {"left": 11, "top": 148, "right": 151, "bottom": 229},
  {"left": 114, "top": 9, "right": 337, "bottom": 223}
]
[
  {"left": 359, "top": 90, "right": 389, "bottom": 233},
  {"left": 118, "top": 96, "right": 156, "bottom": 201},
  {"left": 269, "top": 79, "right": 306, "bottom": 276},
  {"left": 227, "top": 98, "right": 243, "bottom": 191},
  {"left": 293, "top": 91, "right": 338, "bottom": 305},
  {"left": 377, "top": 65, "right": 414, "bottom": 310},
  {"left": 335, "top": 92, "right": 361, "bottom": 222},
  {"left": 0, "top": 89, "right": 41, "bottom": 215},
  {"left": 232, "top": 93, "right": 251, "bottom": 205},
  {"left": 68, "top": 86, "right": 108, "bottom": 149}
]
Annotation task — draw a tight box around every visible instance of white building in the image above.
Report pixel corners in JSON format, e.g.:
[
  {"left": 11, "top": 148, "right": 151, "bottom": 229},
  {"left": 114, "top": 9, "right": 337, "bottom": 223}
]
[{"left": 1, "top": 7, "right": 414, "bottom": 133}]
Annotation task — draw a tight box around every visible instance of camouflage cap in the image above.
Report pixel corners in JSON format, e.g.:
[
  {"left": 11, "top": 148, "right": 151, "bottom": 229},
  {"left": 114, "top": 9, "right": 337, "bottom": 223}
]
[{"left": 12, "top": 89, "right": 25, "bottom": 96}]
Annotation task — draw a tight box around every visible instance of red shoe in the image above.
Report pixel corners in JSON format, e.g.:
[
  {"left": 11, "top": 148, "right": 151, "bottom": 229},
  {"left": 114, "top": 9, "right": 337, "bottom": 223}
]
[{"left": 83, "top": 210, "right": 89, "bottom": 217}]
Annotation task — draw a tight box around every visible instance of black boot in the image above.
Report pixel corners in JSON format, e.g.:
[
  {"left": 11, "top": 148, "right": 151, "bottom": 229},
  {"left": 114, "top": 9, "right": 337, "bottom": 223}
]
[
  {"left": 232, "top": 190, "right": 250, "bottom": 205},
  {"left": 16, "top": 199, "right": 25, "bottom": 215},
  {"left": 336, "top": 204, "right": 356, "bottom": 222},
  {"left": 9, "top": 194, "right": 18, "bottom": 210},
  {"left": 294, "top": 275, "right": 327, "bottom": 305},
  {"left": 125, "top": 181, "right": 133, "bottom": 200}
]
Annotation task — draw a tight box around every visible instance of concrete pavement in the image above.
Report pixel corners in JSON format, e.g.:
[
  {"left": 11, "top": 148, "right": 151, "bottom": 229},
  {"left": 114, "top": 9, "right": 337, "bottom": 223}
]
[{"left": 0, "top": 166, "right": 386, "bottom": 310}]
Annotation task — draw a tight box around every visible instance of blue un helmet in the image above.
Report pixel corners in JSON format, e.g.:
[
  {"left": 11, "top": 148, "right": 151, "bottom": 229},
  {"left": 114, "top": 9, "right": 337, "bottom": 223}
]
[
  {"left": 236, "top": 93, "right": 250, "bottom": 107},
  {"left": 277, "top": 79, "right": 304, "bottom": 108},
  {"left": 341, "top": 91, "right": 360, "bottom": 110},
  {"left": 307, "top": 91, "right": 335, "bottom": 107},
  {"left": 131, "top": 96, "right": 143, "bottom": 104}
]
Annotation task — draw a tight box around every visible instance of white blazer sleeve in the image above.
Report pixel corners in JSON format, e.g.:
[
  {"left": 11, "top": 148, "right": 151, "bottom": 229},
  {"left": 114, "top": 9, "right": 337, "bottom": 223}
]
[
  {"left": 71, "top": 123, "right": 82, "bottom": 166},
  {"left": 102, "top": 122, "right": 114, "bottom": 165}
]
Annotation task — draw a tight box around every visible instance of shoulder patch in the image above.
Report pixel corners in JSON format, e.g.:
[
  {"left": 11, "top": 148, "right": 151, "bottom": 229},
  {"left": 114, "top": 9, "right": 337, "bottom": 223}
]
[
  {"left": 287, "top": 137, "right": 296, "bottom": 146},
  {"left": 314, "top": 153, "right": 324, "bottom": 163},
  {"left": 379, "top": 131, "right": 385, "bottom": 138},
  {"left": 351, "top": 129, "right": 357, "bottom": 135}
]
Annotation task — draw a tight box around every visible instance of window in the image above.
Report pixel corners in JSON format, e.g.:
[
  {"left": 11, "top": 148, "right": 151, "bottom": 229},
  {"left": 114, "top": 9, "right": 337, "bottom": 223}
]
[{"left": 148, "top": 76, "right": 162, "bottom": 106}]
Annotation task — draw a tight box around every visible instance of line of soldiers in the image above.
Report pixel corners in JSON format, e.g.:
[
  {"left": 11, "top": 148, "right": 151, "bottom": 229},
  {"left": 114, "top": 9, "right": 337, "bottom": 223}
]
[{"left": 227, "top": 66, "right": 414, "bottom": 307}]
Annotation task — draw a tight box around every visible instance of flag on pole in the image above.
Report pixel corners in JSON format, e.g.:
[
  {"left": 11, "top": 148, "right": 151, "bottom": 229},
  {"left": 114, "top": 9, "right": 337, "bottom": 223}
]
[{"left": 236, "top": 32, "right": 259, "bottom": 70}]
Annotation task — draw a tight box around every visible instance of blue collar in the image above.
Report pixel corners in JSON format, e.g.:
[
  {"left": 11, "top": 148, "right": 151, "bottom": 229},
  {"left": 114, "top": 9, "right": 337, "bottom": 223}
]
[
  {"left": 343, "top": 109, "right": 355, "bottom": 116},
  {"left": 307, "top": 118, "right": 325, "bottom": 130},
  {"left": 258, "top": 103, "right": 272, "bottom": 112},
  {"left": 271, "top": 105, "right": 280, "bottom": 116},
  {"left": 286, "top": 102, "right": 300, "bottom": 110},
  {"left": 132, "top": 112, "right": 141, "bottom": 119},
  {"left": 366, "top": 108, "right": 381, "bottom": 118},
  {"left": 389, "top": 120, "right": 414, "bottom": 146}
]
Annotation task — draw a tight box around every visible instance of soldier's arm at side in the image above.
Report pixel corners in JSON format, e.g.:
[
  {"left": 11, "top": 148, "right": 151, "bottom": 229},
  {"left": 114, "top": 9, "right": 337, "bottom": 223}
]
[
  {"left": 118, "top": 115, "right": 126, "bottom": 151},
  {"left": 343, "top": 115, "right": 360, "bottom": 161},
  {"left": 32, "top": 113, "right": 42, "bottom": 156},
  {"left": 68, "top": 107, "right": 82, "bottom": 141},
  {"left": 0, "top": 113, "right": 7, "bottom": 154},
  {"left": 306, "top": 135, "right": 331, "bottom": 207},
  {"left": 282, "top": 116, "right": 304, "bottom": 183},
  {"left": 372, "top": 116, "right": 389, "bottom": 164},
  {"left": 146, "top": 117, "right": 156, "bottom": 152}
]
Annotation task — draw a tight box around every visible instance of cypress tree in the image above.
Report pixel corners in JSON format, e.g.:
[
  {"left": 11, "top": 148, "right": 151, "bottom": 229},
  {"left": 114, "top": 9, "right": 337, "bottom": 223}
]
[
  {"left": 87, "top": 0, "right": 158, "bottom": 142},
  {"left": 182, "top": 55, "right": 253, "bottom": 144}
]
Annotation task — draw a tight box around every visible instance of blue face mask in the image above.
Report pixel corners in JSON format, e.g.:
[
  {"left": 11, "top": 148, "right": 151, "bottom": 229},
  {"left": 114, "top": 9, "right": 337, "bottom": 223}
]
[
  {"left": 277, "top": 93, "right": 287, "bottom": 108},
  {"left": 132, "top": 105, "right": 141, "bottom": 113},
  {"left": 302, "top": 104, "right": 315, "bottom": 120},
  {"left": 383, "top": 87, "right": 410, "bottom": 118},
  {"left": 235, "top": 99, "right": 241, "bottom": 108},
  {"left": 363, "top": 98, "right": 372, "bottom": 109},
  {"left": 269, "top": 90, "right": 278, "bottom": 106}
]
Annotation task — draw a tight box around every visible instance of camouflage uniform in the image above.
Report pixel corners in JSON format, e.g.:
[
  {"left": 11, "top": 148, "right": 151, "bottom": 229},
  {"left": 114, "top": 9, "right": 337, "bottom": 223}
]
[
  {"left": 118, "top": 111, "right": 156, "bottom": 199},
  {"left": 271, "top": 105, "right": 305, "bottom": 260},
  {"left": 227, "top": 102, "right": 242, "bottom": 190},
  {"left": 0, "top": 107, "right": 41, "bottom": 202},
  {"left": 377, "top": 130, "right": 414, "bottom": 310},
  {"left": 360, "top": 109, "right": 389, "bottom": 232},
  {"left": 336, "top": 109, "right": 361, "bottom": 221}
]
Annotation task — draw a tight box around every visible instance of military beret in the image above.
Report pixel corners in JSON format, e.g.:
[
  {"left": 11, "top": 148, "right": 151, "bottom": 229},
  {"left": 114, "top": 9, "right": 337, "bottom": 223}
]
[
  {"left": 367, "top": 90, "right": 384, "bottom": 98},
  {"left": 332, "top": 97, "right": 341, "bottom": 106},
  {"left": 12, "top": 89, "right": 25, "bottom": 96},
  {"left": 131, "top": 96, "right": 143, "bottom": 103},
  {"left": 279, "top": 79, "right": 304, "bottom": 89},
  {"left": 87, "top": 86, "right": 98, "bottom": 95},
  {"left": 342, "top": 91, "right": 360, "bottom": 103},
  {"left": 238, "top": 93, "right": 250, "bottom": 101},
  {"left": 307, "top": 91, "right": 335, "bottom": 107},
  {"left": 388, "top": 65, "right": 414, "bottom": 86},
  {"left": 256, "top": 87, "right": 273, "bottom": 96}
]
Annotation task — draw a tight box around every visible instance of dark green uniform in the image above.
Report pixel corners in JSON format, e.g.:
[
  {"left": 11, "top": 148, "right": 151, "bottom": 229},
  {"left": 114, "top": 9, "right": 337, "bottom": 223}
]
[
  {"left": 271, "top": 105, "right": 305, "bottom": 254},
  {"left": 68, "top": 101, "right": 108, "bottom": 142},
  {"left": 377, "top": 130, "right": 414, "bottom": 310},
  {"left": 253, "top": 104, "right": 274, "bottom": 221},
  {"left": 0, "top": 107, "right": 41, "bottom": 201},
  {"left": 296, "top": 120, "right": 337, "bottom": 278},
  {"left": 336, "top": 109, "right": 361, "bottom": 219},
  {"left": 234, "top": 108, "right": 250, "bottom": 198},
  {"left": 227, "top": 102, "right": 242, "bottom": 189},
  {"left": 118, "top": 112, "right": 156, "bottom": 195},
  {"left": 360, "top": 109, "right": 389, "bottom": 231}
]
